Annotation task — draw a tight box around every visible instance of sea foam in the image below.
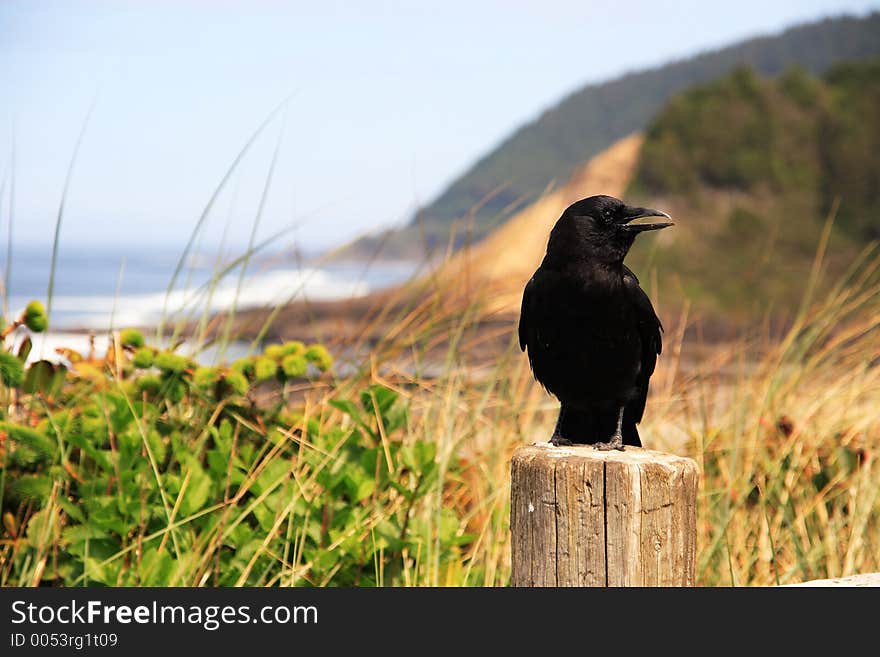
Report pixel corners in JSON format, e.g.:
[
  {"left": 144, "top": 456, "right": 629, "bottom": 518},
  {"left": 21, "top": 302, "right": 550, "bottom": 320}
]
[{"left": 24, "top": 266, "right": 371, "bottom": 330}]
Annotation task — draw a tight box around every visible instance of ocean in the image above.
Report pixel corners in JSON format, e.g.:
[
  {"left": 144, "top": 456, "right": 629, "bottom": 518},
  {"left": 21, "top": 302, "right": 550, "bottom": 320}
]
[{"left": 2, "top": 244, "right": 420, "bottom": 363}]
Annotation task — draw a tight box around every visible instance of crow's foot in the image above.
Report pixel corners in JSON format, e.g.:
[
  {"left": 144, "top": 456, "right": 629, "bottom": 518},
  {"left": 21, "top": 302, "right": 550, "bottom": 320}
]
[
  {"left": 550, "top": 435, "right": 573, "bottom": 446},
  {"left": 593, "top": 435, "right": 624, "bottom": 451}
]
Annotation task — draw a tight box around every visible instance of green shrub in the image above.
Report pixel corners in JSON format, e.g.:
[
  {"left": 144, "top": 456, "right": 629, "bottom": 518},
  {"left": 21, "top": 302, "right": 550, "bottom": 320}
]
[
  {"left": 193, "top": 366, "right": 220, "bottom": 390},
  {"left": 154, "top": 351, "right": 189, "bottom": 374},
  {"left": 1, "top": 337, "right": 467, "bottom": 589},
  {"left": 281, "top": 354, "right": 308, "bottom": 378},
  {"left": 119, "top": 328, "right": 145, "bottom": 349},
  {"left": 230, "top": 357, "right": 255, "bottom": 378},
  {"left": 280, "top": 341, "right": 305, "bottom": 356},
  {"left": 132, "top": 348, "right": 155, "bottom": 369},
  {"left": 24, "top": 301, "right": 48, "bottom": 333},
  {"left": 136, "top": 375, "right": 163, "bottom": 397},
  {"left": 630, "top": 60, "right": 880, "bottom": 240},
  {"left": 263, "top": 344, "right": 284, "bottom": 360},
  {"left": 222, "top": 371, "right": 249, "bottom": 396},
  {"left": 304, "top": 344, "right": 333, "bottom": 372},
  {"left": 253, "top": 357, "right": 278, "bottom": 382},
  {"left": 165, "top": 377, "right": 186, "bottom": 403},
  {"left": 0, "top": 352, "right": 24, "bottom": 388}
]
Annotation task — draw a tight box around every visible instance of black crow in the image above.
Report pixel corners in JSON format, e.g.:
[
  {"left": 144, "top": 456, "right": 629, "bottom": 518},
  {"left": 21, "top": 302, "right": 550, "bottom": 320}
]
[{"left": 518, "top": 195, "right": 672, "bottom": 450}]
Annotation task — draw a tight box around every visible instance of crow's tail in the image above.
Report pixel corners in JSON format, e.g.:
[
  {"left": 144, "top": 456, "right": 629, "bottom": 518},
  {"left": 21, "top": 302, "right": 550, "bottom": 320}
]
[{"left": 622, "top": 421, "right": 641, "bottom": 447}]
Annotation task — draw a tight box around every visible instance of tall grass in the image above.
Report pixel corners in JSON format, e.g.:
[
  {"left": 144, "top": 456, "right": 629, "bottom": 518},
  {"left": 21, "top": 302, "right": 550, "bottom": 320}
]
[
  {"left": 2, "top": 225, "right": 878, "bottom": 586},
  {"left": 329, "top": 239, "right": 880, "bottom": 586},
  {"left": 1, "top": 109, "right": 877, "bottom": 585}
]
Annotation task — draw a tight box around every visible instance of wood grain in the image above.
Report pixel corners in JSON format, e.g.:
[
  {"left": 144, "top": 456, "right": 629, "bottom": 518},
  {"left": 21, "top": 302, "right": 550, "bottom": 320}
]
[{"left": 510, "top": 443, "right": 698, "bottom": 587}]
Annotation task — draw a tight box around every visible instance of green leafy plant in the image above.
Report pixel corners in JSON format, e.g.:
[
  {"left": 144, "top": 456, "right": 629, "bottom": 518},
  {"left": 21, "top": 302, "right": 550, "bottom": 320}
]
[
  {"left": 0, "top": 352, "right": 24, "bottom": 388},
  {"left": 0, "top": 328, "right": 471, "bottom": 587},
  {"left": 23, "top": 302, "right": 48, "bottom": 333}
]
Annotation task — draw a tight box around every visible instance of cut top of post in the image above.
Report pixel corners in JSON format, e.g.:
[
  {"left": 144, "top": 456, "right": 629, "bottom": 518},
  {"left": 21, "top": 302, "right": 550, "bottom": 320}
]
[
  {"left": 510, "top": 442, "right": 699, "bottom": 587},
  {"left": 519, "top": 442, "right": 695, "bottom": 467}
]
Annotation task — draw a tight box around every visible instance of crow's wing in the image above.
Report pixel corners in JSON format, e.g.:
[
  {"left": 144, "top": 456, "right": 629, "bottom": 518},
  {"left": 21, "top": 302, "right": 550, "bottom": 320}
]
[
  {"left": 518, "top": 273, "right": 538, "bottom": 352},
  {"left": 518, "top": 269, "right": 562, "bottom": 357},
  {"left": 623, "top": 265, "right": 663, "bottom": 424}
]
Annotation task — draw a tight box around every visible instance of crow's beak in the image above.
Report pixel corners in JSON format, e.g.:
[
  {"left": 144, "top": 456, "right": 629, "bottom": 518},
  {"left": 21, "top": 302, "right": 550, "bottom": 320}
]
[{"left": 617, "top": 206, "right": 674, "bottom": 233}]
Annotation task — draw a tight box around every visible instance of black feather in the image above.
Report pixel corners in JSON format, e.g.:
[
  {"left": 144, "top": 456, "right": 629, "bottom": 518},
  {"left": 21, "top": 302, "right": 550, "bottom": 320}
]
[{"left": 517, "top": 195, "right": 670, "bottom": 448}]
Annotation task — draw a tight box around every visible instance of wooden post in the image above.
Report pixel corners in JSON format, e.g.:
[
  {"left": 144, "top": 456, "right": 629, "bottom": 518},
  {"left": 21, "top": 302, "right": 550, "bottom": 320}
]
[{"left": 510, "top": 443, "right": 698, "bottom": 587}]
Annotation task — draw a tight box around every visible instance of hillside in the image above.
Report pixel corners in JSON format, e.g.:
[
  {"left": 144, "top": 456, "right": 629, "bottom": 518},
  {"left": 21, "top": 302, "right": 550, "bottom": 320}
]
[
  {"left": 267, "top": 59, "right": 880, "bottom": 353},
  {"left": 422, "top": 60, "right": 880, "bottom": 321},
  {"left": 622, "top": 60, "right": 880, "bottom": 315},
  {"left": 430, "top": 134, "right": 644, "bottom": 315},
  {"left": 335, "top": 12, "right": 880, "bottom": 260},
  {"left": 229, "top": 134, "right": 643, "bottom": 355}
]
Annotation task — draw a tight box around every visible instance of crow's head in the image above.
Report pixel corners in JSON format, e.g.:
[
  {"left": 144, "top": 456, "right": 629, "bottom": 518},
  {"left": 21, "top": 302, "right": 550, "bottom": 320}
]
[{"left": 549, "top": 195, "right": 673, "bottom": 263}]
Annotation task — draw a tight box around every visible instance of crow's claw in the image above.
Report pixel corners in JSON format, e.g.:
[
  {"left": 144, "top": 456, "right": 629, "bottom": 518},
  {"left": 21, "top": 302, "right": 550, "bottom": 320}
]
[
  {"left": 594, "top": 436, "right": 624, "bottom": 451},
  {"left": 550, "top": 435, "right": 573, "bottom": 446}
]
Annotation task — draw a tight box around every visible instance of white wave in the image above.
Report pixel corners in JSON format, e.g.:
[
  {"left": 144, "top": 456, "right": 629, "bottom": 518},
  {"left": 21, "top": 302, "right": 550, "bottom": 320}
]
[
  {"left": 39, "top": 266, "right": 371, "bottom": 330},
  {"left": 3, "top": 330, "right": 111, "bottom": 365},
  {"left": 3, "top": 330, "right": 251, "bottom": 366}
]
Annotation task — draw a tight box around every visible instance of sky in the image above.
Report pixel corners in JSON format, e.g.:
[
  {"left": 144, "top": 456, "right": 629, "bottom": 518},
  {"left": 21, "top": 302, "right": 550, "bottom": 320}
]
[{"left": 1, "top": 0, "right": 877, "bottom": 254}]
